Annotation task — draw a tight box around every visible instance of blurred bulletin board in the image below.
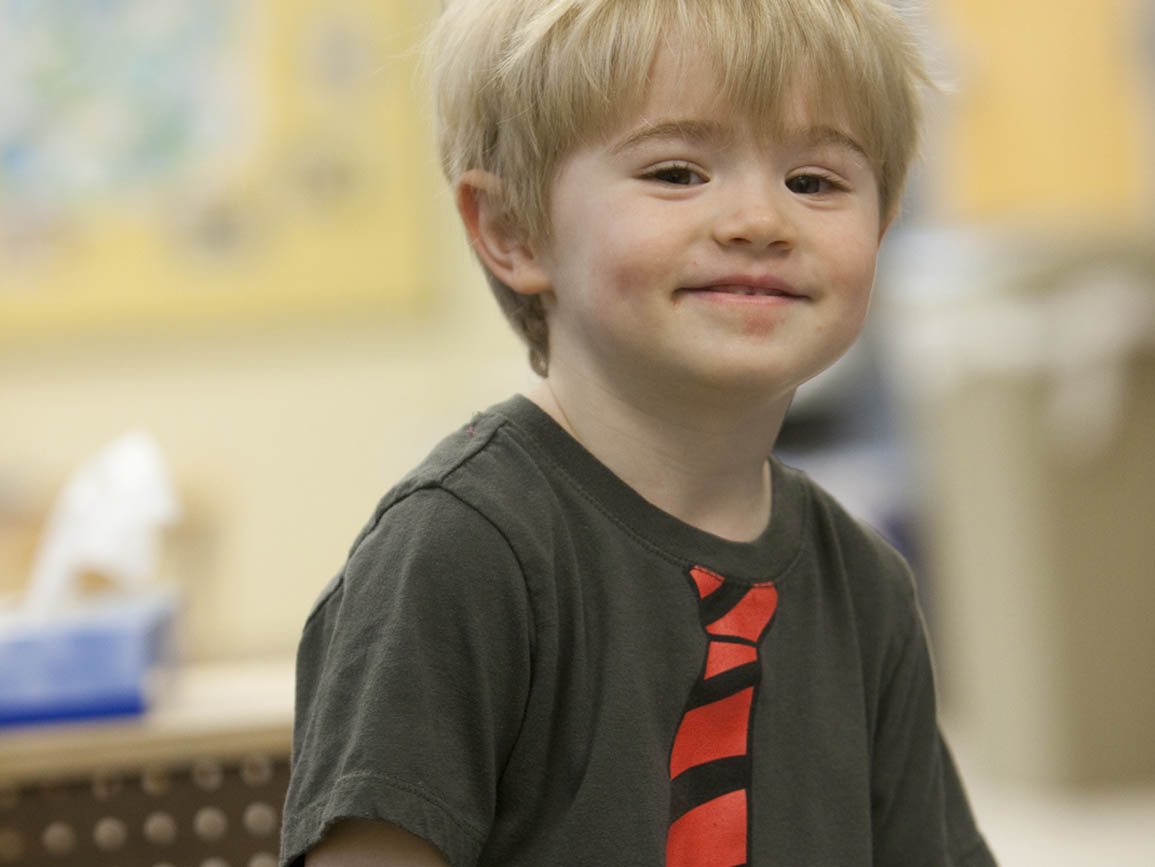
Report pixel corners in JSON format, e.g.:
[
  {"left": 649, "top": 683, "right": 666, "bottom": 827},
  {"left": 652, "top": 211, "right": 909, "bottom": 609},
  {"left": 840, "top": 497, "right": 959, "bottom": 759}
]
[{"left": 0, "top": 0, "right": 436, "bottom": 342}]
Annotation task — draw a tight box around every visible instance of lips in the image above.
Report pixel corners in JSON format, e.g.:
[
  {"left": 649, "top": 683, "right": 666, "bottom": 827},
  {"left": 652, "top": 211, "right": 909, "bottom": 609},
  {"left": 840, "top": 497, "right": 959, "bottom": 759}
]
[
  {"left": 683, "top": 276, "right": 806, "bottom": 299},
  {"left": 701, "top": 285, "right": 795, "bottom": 297}
]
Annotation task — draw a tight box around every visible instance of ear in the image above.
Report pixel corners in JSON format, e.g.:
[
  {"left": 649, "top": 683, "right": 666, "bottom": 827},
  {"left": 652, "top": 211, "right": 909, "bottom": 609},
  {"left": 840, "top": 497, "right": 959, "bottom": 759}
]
[{"left": 455, "top": 170, "right": 552, "bottom": 296}]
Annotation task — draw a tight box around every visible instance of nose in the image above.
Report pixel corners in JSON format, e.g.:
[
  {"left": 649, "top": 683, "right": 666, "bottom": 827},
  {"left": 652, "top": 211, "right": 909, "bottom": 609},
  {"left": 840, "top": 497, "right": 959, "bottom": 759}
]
[{"left": 712, "top": 183, "right": 796, "bottom": 250}]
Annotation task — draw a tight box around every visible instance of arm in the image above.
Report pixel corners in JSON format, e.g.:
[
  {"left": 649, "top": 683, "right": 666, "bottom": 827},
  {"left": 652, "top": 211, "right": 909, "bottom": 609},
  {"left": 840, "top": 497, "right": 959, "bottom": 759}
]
[{"left": 306, "top": 819, "right": 450, "bottom": 867}]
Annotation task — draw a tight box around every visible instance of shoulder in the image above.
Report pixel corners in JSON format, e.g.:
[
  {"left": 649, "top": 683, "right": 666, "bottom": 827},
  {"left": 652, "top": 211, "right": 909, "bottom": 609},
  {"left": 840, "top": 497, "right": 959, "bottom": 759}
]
[
  {"left": 371, "top": 399, "right": 570, "bottom": 547},
  {"left": 306, "top": 401, "right": 565, "bottom": 628},
  {"left": 775, "top": 459, "right": 921, "bottom": 645},
  {"left": 773, "top": 462, "right": 944, "bottom": 743},
  {"left": 305, "top": 485, "right": 529, "bottom": 640},
  {"left": 778, "top": 461, "right": 915, "bottom": 590}
]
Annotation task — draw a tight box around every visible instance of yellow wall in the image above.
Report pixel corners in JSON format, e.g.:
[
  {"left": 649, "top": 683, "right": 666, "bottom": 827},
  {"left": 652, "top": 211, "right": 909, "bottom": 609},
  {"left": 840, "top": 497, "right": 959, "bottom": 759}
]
[{"left": 934, "top": 0, "right": 1151, "bottom": 227}]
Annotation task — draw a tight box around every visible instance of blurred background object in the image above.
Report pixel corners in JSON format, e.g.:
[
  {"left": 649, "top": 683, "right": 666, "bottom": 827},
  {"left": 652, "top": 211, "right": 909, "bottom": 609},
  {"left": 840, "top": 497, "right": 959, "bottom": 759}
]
[
  {"left": 1, "top": 430, "right": 180, "bottom": 729},
  {"left": 0, "top": 0, "right": 1153, "bottom": 864},
  {"left": 892, "top": 0, "right": 1155, "bottom": 791},
  {"left": 882, "top": 230, "right": 1155, "bottom": 788}
]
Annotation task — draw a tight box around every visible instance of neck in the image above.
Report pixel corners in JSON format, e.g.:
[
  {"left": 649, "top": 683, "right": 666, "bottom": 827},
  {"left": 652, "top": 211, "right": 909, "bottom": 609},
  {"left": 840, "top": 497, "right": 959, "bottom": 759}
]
[{"left": 527, "top": 370, "right": 793, "bottom": 543}]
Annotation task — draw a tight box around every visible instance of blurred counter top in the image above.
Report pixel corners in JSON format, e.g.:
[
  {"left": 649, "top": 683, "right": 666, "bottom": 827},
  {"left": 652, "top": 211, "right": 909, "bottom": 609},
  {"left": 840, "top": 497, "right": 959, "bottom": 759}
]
[{"left": 0, "top": 657, "right": 294, "bottom": 786}]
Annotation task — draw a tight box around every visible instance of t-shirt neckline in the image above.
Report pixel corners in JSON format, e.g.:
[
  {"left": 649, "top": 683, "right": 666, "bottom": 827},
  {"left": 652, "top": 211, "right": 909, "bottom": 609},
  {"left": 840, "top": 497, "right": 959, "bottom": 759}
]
[{"left": 490, "top": 393, "right": 808, "bottom": 585}]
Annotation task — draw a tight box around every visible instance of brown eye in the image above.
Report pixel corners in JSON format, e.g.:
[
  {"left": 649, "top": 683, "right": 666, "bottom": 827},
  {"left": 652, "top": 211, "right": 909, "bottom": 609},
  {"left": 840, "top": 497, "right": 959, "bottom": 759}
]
[
  {"left": 786, "top": 174, "right": 825, "bottom": 195},
  {"left": 648, "top": 164, "right": 705, "bottom": 185}
]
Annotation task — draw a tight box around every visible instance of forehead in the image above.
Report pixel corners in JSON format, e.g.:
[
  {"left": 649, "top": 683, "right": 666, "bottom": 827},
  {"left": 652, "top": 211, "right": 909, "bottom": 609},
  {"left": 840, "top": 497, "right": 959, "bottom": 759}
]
[
  {"left": 643, "top": 47, "right": 732, "bottom": 113},
  {"left": 605, "top": 44, "right": 865, "bottom": 156}
]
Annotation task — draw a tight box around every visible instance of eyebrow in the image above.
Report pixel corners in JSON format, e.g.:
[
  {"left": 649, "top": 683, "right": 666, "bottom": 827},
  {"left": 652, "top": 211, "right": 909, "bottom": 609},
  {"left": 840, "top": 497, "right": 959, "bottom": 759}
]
[
  {"left": 609, "top": 119, "right": 734, "bottom": 155},
  {"left": 793, "top": 125, "right": 870, "bottom": 161},
  {"left": 610, "top": 118, "right": 870, "bottom": 163}
]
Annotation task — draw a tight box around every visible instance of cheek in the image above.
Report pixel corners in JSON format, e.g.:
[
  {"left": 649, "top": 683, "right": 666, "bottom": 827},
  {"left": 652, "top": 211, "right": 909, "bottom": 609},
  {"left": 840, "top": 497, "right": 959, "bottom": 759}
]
[
  {"left": 830, "top": 234, "right": 878, "bottom": 303},
  {"left": 821, "top": 236, "right": 878, "bottom": 345},
  {"left": 586, "top": 221, "right": 674, "bottom": 298}
]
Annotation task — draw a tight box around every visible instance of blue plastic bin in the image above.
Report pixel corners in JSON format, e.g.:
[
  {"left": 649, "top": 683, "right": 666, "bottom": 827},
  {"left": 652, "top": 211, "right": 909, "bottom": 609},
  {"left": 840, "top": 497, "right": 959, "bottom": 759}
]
[{"left": 0, "top": 591, "right": 176, "bottom": 727}]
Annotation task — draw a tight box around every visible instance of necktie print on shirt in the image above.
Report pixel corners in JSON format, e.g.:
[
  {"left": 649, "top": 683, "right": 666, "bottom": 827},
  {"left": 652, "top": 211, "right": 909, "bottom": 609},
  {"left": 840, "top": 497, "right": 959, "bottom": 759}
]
[{"left": 667, "top": 566, "right": 779, "bottom": 867}]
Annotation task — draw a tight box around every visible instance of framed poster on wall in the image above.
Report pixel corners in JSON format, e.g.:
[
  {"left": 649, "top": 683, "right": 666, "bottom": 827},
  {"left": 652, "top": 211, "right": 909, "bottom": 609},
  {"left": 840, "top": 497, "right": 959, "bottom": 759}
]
[{"left": 0, "top": 0, "right": 436, "bottom": 342}]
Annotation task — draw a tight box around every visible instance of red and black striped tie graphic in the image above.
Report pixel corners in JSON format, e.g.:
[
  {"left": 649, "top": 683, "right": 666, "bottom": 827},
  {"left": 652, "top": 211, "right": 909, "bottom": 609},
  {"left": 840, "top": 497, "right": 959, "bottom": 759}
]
[{"left": 667, "top": 566, "right": 779, "bottom": 867}]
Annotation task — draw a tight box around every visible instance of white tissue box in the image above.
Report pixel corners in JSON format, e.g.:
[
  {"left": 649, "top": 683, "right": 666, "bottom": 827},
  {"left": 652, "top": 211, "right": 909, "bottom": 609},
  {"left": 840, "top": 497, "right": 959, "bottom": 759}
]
[{"left": 0, "top": 590, "right": 177, "bottom": 728}]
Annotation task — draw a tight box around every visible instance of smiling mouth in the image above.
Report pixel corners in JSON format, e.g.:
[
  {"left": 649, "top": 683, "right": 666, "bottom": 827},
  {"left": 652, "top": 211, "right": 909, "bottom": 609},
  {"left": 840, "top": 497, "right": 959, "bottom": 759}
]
[
  {"left": 681, "top": 272, "right": 806, "bottom": 298},
  {"left": 683, "top": 284, "right": 805, "bottom": 300},
  {"left": 700, "top": 285, "right": 794, "bottom": 297}
]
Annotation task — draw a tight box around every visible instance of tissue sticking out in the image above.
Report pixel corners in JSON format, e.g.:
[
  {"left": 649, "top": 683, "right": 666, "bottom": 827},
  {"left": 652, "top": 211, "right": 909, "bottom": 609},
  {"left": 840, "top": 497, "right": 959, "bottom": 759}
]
[{"left": 23, "top": 430, "right": 181, "bottom": 614}]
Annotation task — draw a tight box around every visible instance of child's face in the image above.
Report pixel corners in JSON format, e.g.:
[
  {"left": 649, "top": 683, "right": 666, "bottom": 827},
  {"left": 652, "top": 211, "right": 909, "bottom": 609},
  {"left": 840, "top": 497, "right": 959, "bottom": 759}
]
[{"left": 531, "top": 46, "right": 885, "bottom": 406}]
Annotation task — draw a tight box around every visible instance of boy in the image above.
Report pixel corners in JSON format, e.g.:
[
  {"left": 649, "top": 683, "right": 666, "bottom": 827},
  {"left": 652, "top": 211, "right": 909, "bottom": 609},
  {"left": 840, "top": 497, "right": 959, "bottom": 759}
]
[{"left": 281, "top": 0, "right": 997, "bottom": 865}]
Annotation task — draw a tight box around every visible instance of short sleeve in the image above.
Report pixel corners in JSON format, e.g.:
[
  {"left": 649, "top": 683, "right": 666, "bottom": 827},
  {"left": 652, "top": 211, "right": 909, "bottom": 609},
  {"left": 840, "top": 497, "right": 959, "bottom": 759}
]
[
  {"left": 870, "top": 599, "right": 998, "bottom": 867},
  {"left": 279, "top": 487, "right": 532, "bottom": 867}
]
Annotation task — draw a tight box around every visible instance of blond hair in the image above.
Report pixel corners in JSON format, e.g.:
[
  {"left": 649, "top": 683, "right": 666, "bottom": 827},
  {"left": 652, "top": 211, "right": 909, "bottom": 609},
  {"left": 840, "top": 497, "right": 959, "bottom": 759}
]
[{"left": 427, "top": 0, "right": 930, "bottom": 375}]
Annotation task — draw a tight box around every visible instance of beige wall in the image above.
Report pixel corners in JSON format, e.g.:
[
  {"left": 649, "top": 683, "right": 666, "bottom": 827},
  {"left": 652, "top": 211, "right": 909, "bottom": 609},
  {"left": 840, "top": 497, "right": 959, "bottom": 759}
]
[{"left": 0, "top": 191, "right": 530, "bottom": 662}]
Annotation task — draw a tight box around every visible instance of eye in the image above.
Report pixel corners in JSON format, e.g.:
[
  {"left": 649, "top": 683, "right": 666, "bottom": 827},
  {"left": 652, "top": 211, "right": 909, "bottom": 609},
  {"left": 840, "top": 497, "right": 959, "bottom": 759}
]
[
  {"left": 645, "top": 163, "right": 707, "bottom": 186},
  {"left": 786, "top": 173, "right": 844, "bottom": 195}
]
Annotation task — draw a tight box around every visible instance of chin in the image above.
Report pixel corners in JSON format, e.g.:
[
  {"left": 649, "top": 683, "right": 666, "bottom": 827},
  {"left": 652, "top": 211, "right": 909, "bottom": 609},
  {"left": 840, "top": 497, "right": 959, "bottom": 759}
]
[{"left": 674, "top": 361, "right": 809, "bottom": 406}]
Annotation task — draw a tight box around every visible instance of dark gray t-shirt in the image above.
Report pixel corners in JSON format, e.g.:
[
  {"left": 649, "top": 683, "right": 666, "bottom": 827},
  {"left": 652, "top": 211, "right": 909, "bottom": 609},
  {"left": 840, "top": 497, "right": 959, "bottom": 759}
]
[{"left": 280, "top": 395, "right": 996, "bottom": 867}]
